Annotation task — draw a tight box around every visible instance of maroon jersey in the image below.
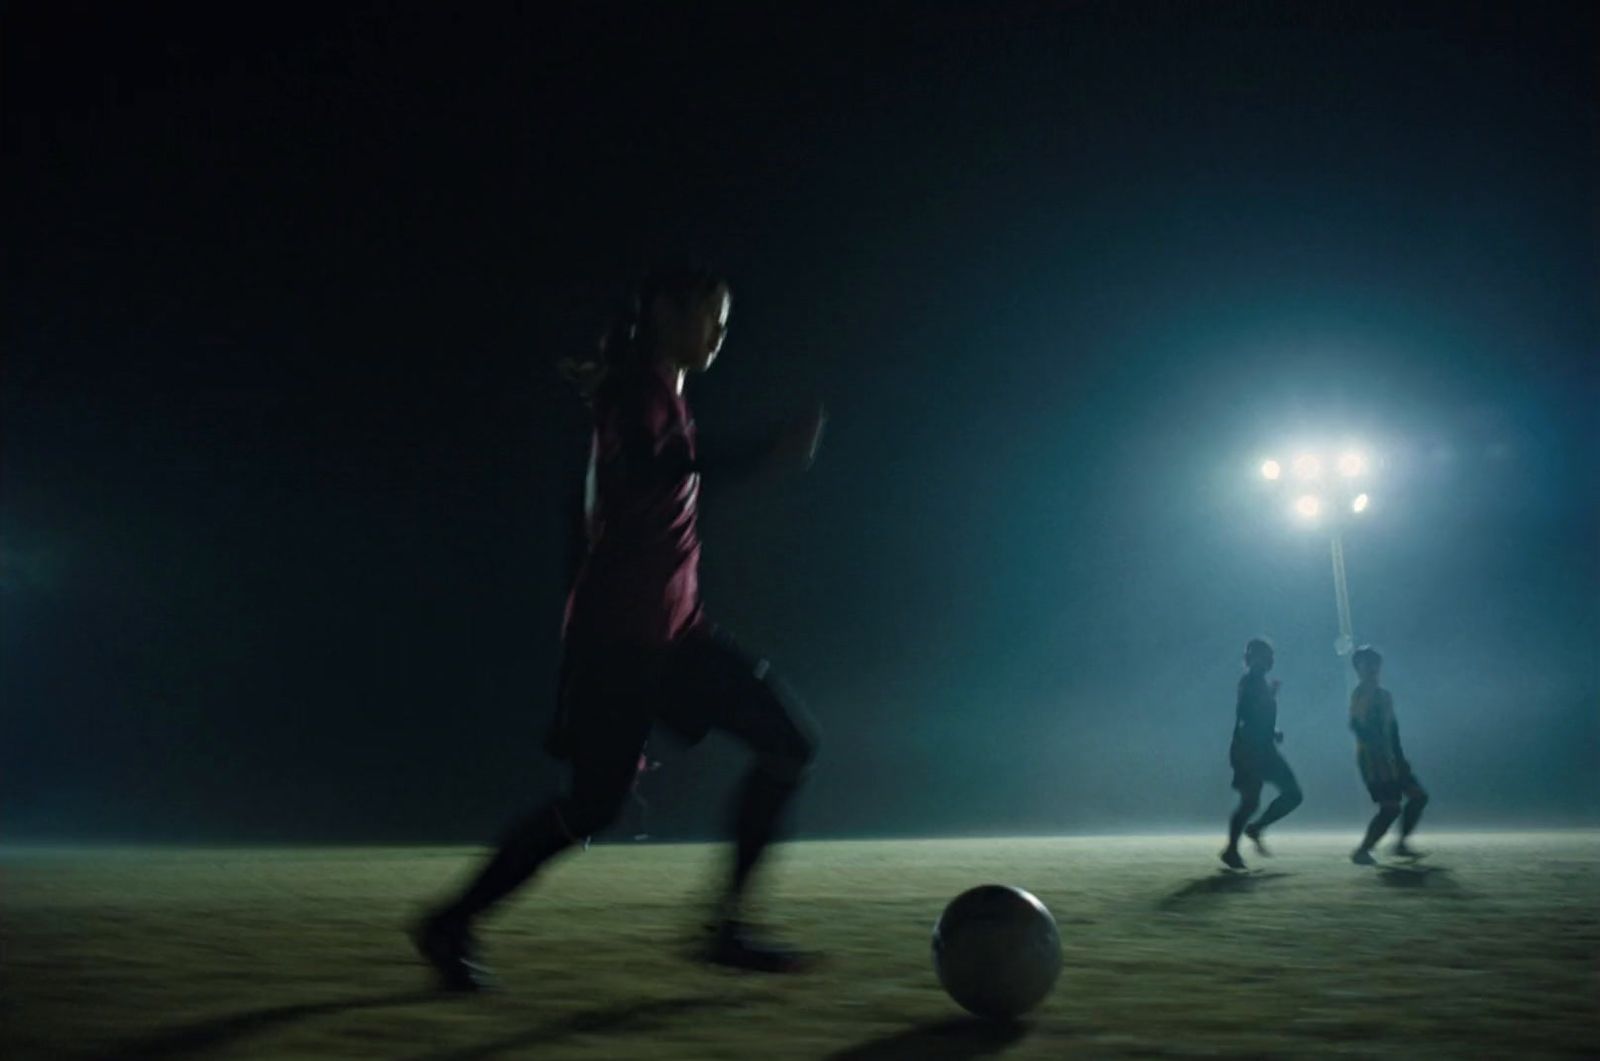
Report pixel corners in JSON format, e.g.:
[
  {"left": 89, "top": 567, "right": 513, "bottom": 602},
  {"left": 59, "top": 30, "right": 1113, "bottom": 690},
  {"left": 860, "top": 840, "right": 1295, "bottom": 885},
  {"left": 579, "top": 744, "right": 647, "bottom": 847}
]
[{"left": 563, "top": 363, "right": 704, "bottom": 647}]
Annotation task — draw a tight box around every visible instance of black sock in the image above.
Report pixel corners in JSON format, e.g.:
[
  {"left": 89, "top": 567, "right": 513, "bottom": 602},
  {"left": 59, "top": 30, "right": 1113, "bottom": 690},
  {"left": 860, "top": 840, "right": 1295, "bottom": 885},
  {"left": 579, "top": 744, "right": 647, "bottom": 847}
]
[
  {"left": 1360, "top": 806, "right": 1400, "bottom": 851},
  {"left": 1227, "top": 799, "right": 1258, "bottom": 849},
  {"left": 441, "top": 805, "right": 576, "bottom": 923},
  {"left": 1399, "top": 795, "right": 1427, "bottom": 838},
  {"left": 723, "top": 769, "right": 800, "bottom": 919}
]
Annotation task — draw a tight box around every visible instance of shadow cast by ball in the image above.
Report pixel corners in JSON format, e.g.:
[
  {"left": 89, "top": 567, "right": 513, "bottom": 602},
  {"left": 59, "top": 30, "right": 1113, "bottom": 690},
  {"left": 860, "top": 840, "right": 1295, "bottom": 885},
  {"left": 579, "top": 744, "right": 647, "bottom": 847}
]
[{"left": 825, "top": 1016, "right": 1032, "bottom": 1061}]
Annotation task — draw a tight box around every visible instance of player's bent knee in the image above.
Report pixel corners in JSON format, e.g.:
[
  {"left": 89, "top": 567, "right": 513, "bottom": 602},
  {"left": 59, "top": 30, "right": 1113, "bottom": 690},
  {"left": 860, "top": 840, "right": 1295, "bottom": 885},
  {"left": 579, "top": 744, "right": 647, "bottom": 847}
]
[
  {"left": 790, "top": 716, "right": 820, "bottom": 770},
  {"left": 755, "top": 729, "right": 816, "bottom": 786},
  {"left": 756, "top": 744, "right": 813, "bottom": 787},
  {"left": 753, "top": 677, "right": 819, "bottom": 785},
  {"left": 1379, "top": 800, "right": 1402, "bottom": 816}
]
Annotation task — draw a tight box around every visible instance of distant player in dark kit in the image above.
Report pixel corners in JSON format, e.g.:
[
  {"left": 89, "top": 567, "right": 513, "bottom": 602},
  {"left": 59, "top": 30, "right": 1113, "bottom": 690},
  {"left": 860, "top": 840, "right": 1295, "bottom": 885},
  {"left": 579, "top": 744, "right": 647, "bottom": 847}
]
[
  {"left": 414, "top": 267, "right": 827, "bottom": 989},
  {"left": 1348, "top": 645, "right": 1428, "bottom": 864},
  {"left": 1221, "top": 638, "right": 1304, "bottom": 870}
]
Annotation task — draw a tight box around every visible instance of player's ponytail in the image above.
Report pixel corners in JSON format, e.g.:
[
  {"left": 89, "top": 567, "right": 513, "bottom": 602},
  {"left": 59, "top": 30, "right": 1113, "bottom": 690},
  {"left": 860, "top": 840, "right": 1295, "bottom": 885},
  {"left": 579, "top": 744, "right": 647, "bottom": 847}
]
[{"left": 559, "top": 266, "right": 727, "bottom": 401}]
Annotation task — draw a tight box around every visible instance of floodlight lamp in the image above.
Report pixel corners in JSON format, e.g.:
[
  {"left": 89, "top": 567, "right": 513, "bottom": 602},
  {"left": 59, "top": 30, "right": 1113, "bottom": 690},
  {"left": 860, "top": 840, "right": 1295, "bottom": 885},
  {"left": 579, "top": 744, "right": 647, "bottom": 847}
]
[
  {"left": 1261, "top": 459, "right": 1281, "bottom": 481},
  {"left": 1292, "top": 454, "right": 1321, "bottom": 479},
  {"left": 1338, "top": 452, "right": 1366, "bottom": 477},
  {"left": 1294, "top": 494, "right": 1321, "bottom": 520},
  {"left": 1352, "top": 493, "right": 1370, "bottom": 514}
]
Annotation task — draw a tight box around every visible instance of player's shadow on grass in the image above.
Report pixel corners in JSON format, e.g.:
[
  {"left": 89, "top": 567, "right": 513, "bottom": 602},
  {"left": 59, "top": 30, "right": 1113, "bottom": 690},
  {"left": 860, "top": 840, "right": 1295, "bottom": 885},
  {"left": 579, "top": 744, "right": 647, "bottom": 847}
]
[
  {"left": 825, "top": 1017, "right": 1030, "bottom": 1061},
  {"left": 1157, "top": 870, "right": 1291, "bottom": 911},
  {"left": 1377, "top": 864, "right": 1463, "bottom": 895},
  {"left": 416, "top": 994, "right": 746, "bottom": 1061},
  {"left": 107, "top": 990, "right": 444, "bottom": 1059}
]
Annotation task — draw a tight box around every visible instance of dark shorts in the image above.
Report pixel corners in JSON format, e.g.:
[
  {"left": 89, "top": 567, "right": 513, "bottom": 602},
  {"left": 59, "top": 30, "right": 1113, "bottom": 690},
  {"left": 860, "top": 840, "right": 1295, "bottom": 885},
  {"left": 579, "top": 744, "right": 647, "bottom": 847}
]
[
  {"left": 1230, "top": 742, "right": 1298, "bottom": 797},
  {"left": 544, "top": 626, "right": 817, "bottom": 827},
  {"left": 1362, "top": 763, "right": 1425, "bottom": 805}
]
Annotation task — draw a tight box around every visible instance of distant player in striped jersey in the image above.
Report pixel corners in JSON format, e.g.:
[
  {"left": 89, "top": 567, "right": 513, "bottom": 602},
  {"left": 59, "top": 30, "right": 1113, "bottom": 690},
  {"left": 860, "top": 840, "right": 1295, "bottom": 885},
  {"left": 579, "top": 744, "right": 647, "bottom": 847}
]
[{"left": 1348, "top": 645, "right": 1429, "bottom": 864}]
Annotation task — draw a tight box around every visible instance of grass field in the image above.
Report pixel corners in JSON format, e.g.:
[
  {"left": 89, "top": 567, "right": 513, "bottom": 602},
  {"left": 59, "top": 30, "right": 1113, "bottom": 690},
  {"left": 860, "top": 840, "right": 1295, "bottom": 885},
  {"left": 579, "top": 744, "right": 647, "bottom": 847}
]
[{"left": 3, "top": 832, "right": 1596, "bottom": 1060}]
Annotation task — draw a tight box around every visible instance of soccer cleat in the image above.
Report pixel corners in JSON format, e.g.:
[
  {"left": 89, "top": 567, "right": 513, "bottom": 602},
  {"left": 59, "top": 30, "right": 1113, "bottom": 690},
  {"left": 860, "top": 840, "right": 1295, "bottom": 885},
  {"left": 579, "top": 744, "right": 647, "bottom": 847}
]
[
  {"left": 1243, "top": 824, "right": 1272, "bottom": 857},
  {"left": 413, "top": 912, "right": 492, "bottom": 992},
  {"left": 1350, "top": 847, "right": 1378, "bottom": 866},
  {"left": 706, "top": 921, "right": 815, "bottom": 974},
  {"left": 1219, "top": 847, "right": 1247, "bottom": 871},
  {"left": 1391, "top": 840, "right": 1425, "bottom": 860}
]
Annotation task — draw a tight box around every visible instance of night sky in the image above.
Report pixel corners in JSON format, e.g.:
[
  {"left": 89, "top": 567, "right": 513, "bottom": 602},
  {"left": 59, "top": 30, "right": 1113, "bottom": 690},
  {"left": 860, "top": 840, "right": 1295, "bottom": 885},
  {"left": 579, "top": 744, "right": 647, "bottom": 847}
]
[{"left": 3, "top": 2, "right": 1595, "bottom": 843}]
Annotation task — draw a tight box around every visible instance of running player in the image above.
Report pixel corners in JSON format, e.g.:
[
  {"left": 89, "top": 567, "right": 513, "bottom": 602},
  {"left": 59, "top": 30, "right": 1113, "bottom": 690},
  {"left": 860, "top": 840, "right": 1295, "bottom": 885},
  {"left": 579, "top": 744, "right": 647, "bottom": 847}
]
[
  {"left": 1221, "top": 638, "right": 1304, "bottom": 869},
  {"left": 414, "top": 267, "right": 825, "bottom": 988},
  {"left": 1349, "top": 645, "right": 1428, "bottom": 864}
]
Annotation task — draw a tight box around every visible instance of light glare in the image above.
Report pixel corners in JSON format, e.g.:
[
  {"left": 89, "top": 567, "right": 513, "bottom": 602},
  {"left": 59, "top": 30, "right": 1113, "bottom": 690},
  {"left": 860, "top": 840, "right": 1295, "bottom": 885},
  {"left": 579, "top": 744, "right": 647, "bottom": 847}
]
[
  {"left": 1261, "top": 459, "right": 1281, "bottom": 481},
  {"left": 1338, "top": 451, "right": 1366, "bottom": 477},
  {"left": 1295, "top": 494, "right": 1321, "bottom": 519},
  {"left": 1292, "top": 454, "right": 1321, "bottom": 479},
  {"left": 1352, "top": 493, "right": 1370, "bottom": 513}
]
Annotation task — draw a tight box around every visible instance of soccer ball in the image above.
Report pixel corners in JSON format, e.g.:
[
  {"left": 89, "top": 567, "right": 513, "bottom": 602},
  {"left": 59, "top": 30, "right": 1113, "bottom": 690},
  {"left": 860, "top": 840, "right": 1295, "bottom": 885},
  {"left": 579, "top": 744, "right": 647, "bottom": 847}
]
[{"left": 931, "top": 884, "right": 1062, "bottom": 1020}]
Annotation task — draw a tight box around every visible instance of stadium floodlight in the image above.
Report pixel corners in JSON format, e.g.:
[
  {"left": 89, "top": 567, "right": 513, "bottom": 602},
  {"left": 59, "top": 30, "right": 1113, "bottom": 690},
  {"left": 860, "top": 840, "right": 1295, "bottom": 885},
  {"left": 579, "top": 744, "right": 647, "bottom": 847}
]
[{"left": 1254, "top": 440, "right": 1378, "bottom": 669}]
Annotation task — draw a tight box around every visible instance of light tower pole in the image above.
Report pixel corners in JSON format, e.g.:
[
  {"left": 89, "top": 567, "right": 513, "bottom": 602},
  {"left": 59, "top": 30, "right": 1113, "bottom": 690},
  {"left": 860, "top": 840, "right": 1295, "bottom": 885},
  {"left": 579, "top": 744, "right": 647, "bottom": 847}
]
[
  {"left": 1259, "top": 449, "right": 1372, "bottom": 683},
  {"left": 1330, "top": 530, "right": 1354, "bottom": 656}
]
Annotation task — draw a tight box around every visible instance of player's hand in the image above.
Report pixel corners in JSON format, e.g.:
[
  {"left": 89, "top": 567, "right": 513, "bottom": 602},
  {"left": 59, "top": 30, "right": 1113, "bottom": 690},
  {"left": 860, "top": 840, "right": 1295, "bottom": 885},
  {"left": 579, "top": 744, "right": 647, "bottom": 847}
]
[
  {"left": 773, "top": 402, "right": 827, "bottom": 472},
  {"left": 1269, "top": 678, "right": 1282, "bottom": 694},
  {"left": 1274, "top": 730, "right": 1285, "bottom": 744}
]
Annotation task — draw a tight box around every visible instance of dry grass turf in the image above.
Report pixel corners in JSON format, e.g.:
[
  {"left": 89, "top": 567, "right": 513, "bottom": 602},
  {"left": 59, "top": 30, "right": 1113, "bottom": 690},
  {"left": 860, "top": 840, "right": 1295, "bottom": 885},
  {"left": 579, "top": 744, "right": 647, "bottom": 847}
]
[{"left": 2, "top": 832, "right": 1596, "bottom": 1060}]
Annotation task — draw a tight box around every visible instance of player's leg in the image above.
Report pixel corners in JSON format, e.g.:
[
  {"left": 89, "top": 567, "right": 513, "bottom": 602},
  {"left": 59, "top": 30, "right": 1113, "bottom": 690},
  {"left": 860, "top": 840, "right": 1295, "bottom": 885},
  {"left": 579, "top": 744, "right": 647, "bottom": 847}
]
[
  {"left": 433, "top": 745, "right": 638, "bottom": 919},
  {"left": 1223, "top": 758, "right": 1261, "bottom": 868},
  {"left": 1393, "top": 779, "right": 1428, "bottom": 857},
  {"left": 1246, "top": 754, "right": 1303, "bottom": 852},
  {"left": 415, "top": 647, "right": 647, "bottom": 989},
  {"left": 1353, "top": 799, "right": 1401, "bottom": 865},
  {"left": 1224, "top": 796, "right": 1260, "bottom": 868},
  {"left": 660, "top": 628, "right": 818, "bottom": 969}
]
